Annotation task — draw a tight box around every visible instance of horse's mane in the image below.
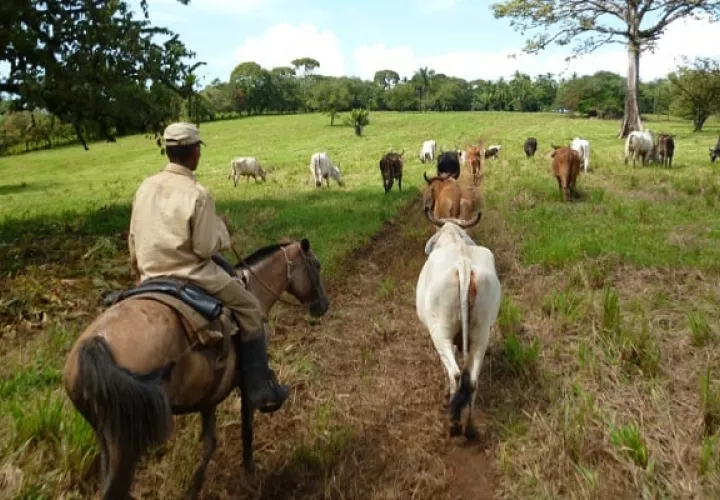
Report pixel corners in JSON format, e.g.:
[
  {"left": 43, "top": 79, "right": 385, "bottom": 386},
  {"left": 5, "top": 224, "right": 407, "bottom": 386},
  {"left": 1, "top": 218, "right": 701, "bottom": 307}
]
[{"left": 240, "top": 239, "right": 294, "bottom": 266}]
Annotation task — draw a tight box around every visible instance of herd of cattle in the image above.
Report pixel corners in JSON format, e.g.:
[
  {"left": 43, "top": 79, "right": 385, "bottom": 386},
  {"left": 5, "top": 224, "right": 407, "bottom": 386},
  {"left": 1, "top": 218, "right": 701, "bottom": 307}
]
[
  {"left": 223, "top": 129, "right": 720, "bottom": 439},
  {"left": 227, "top": 132, "right": 720, "bottom": 205}
]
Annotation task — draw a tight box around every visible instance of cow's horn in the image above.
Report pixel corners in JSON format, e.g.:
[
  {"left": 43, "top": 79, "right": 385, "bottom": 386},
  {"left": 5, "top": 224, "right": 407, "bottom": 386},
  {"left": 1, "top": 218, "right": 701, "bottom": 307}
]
[
  {"left": 423, "top": 171, "right": 431, "bottom": 183},
  {"left": 423, "top": 206, "right": 444, "bottom": 227},
  {"left": 456, "top": 211, "right": 483, "bottom": 229}
]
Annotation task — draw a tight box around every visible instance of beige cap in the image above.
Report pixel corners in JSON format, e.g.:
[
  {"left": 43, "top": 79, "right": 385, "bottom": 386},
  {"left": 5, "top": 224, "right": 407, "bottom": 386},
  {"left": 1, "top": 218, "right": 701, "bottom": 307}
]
[{"left": 163, "top": 122, "right": 205, "bottom": 146}]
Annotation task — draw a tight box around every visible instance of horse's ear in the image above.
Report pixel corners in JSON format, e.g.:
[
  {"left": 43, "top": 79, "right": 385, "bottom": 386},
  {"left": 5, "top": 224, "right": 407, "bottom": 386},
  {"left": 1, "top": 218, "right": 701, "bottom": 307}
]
[{"left": 301, "top": 238, "right": 310, "bottom": 252}]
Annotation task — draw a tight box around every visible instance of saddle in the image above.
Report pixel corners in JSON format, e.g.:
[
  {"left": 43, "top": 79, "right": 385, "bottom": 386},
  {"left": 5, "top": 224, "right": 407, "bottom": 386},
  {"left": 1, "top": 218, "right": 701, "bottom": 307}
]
[{"left": 104, "top": 254, "right": 245, "bottom": 353}]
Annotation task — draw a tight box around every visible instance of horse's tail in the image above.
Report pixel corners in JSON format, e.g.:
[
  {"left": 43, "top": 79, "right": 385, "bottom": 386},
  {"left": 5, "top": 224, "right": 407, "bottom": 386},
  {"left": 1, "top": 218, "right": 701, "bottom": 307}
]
[{"left": 74, "top": 336, "right": 174, "bottom": 460}]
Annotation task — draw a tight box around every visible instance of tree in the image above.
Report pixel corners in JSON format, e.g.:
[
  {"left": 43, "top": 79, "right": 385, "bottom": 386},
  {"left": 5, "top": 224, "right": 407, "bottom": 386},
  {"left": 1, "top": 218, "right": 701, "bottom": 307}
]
[
  {"left": 344, "top": 108, "right": 370, "bottom": 136},
  {"left": 491, "top": 1, "right": 720, "bottom": 138},
  {"left": 0, "top": 0, "right": 200, "bottom": 149},
  {"left": 373, "top": 70, "right": 400, "bottom": 89},
  {"left": 310, "top": 79, "right": 352, "bottom": 125},
  {"left": 412, "top": 67, "right": 436, "bottom": 110},
  {"left": 291, "top": 57, "right": 321, "bottom": 77},
  {"left": 669, "top": 57, "right": 720, "bottom": 131}
]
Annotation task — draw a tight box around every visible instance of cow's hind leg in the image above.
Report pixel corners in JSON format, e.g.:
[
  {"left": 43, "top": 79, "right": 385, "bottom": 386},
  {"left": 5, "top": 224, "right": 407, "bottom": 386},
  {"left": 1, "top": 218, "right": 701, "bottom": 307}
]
[
  {"left": 186, "top": 407, "right": 217, "bottom": 500},
  {"left": 429, "top": 329, "right": 462, "bottom": 436},
  {"left": 398, "top": 174, "right": 402, "bottom": 192},
  {"left": 463, "top": 323, "right": 491, "bottom": 440}
]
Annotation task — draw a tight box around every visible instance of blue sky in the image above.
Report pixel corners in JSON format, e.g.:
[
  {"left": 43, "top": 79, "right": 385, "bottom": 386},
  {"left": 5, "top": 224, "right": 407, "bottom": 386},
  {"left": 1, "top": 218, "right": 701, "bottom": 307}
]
[
  {"left": 132, "top": 0, "right": 720, "bottom": 87},
  {"left": 4, "top": 0, "right": 718, "bottom": 90}
]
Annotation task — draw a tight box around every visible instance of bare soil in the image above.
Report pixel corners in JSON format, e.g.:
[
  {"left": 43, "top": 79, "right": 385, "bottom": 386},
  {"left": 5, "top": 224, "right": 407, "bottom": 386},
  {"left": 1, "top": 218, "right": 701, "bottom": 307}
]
[{"left": 188, "top": 182, "right": 502, "bottom": 499}]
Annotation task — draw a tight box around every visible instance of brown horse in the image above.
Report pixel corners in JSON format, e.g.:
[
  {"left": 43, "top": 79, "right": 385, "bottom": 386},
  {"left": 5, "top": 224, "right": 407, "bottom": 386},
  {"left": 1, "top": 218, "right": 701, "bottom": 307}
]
[{"left": 63, "top": 238, "right": 329, "bottom": 499}]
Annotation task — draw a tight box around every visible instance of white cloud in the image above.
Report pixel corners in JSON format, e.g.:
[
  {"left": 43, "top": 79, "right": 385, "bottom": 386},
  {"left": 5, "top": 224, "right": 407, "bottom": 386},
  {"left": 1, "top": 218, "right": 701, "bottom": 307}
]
[
  {"left": 232, "top": 22, "right": 346, "bottom": 75},
  {"left": 351, "top": 15, "right": 720, "bottom": 82}
]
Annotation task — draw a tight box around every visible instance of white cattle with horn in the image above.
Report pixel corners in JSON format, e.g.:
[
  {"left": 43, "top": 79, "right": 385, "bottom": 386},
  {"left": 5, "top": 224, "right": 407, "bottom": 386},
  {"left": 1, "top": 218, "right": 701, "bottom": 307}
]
[{"left": 416, "top": 208, "right": 501, "bottom": 438}]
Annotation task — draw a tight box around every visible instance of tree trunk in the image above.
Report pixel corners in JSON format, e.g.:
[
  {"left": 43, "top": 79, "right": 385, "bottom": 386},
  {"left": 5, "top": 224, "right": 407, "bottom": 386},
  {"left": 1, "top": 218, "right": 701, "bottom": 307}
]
[
  {"left": 73, "top": 122, "right": 89, "bottom": 151},
  {"left": 618, "top": 42, "right": 643, "bottom": 138}
]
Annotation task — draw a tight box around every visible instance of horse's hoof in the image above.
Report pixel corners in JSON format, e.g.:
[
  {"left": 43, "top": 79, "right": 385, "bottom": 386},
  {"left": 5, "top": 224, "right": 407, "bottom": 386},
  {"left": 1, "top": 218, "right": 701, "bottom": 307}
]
[
  {"left": 449, "top": 422, "right": 462, "bottom": 437},
  {"left": 464, "top": 424, "right": 479, "bottom": 441}
]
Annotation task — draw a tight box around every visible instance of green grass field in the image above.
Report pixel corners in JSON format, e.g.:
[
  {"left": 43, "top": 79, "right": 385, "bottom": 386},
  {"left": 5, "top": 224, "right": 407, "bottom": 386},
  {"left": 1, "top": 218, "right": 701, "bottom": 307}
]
[{"left": 1, "top": 111, "right": 720, "bottom": 498}]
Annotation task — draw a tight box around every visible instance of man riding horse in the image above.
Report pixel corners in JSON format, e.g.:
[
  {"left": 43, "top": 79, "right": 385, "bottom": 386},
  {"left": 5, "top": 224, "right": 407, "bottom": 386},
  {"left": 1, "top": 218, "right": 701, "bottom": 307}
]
[{"left": 127, "top": 121, "right": 289, "bottom": 413}]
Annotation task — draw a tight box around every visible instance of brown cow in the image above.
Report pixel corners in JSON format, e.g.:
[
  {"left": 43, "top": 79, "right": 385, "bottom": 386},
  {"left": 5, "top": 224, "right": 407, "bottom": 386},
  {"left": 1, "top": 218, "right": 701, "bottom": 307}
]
[
  {"left": 464, "top": 145, "right": 484, "bottom": 185},
  {"left": 656, "top": 133, "right": 675, "bottom": 168},
  {"left": 422, "top": 172, "right": 476, "bottom": 230},
  {"left": 423, "top": 172, "right": 463, "bottom": 219},
  {"left": 550, "top": 146, "right": 581, "bottom": 202},
  {"left": 379, "top": 150, "right": 405, "bottom": 193}
]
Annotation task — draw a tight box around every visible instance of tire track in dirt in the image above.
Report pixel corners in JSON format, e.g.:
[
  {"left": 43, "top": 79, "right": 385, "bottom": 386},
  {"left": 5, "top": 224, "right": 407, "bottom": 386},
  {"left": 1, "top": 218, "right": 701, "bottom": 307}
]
[{"left": 193, "top": 174, "right": 503, "bottom": 499}]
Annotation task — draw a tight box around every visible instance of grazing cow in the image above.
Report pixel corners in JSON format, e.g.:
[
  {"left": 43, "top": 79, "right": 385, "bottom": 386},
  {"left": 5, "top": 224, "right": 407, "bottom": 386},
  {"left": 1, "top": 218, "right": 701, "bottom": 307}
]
[
  {"left": 624, "top": 130, "right": 654, "bottom": 168},
  {"left": 310, "top": 152, "right": 345, "bottom": 188},
  {"left": 420, "top": 140, "right": 437, "bottom": 164},
  {"left": 228, "top": 157, "right": 267, "bottom": 186},
  {"left": 416, "top": 208, "right": 501, "bottom": 438},
  {"left": 570, "top": 137, "right": 590, "bottom": 173},
  {"left": 551, "top": 146, "right": 581, "bottom": 202},
  {"left": 464, "top": 146, "right": 484, "bottom": 185},
  {"left": 656, "top": 133, "right": 675, "bottom": 168},
  {"left": 437, "top": 150, "right": 461, "bottom": 179},
  {"left": 710, "top": 136, "right": 720, "bottom": 162},
  {"left": 524, "top": 137, "right": 538, "bottom": 158},
  {"left": 379, "top": 150, "right": 405, "bottom": 193},
  {"left": 484, "top": 144, "right": 502, "bottom": 160},
  {"left": 423, "top": 172, "right": 464, "bottom": 223}
]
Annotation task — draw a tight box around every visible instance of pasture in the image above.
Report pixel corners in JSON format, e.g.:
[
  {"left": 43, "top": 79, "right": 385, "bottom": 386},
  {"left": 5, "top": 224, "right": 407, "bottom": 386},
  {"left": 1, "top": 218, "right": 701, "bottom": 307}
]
[{"left": 1, "top": 111, "right": 720, "bottom": 499}]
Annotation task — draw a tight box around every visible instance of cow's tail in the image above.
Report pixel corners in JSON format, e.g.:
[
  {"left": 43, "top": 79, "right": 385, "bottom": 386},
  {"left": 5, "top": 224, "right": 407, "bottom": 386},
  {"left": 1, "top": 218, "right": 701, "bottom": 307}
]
[{"left": 449, "top": 260, "right": 474, "bottom": 420}]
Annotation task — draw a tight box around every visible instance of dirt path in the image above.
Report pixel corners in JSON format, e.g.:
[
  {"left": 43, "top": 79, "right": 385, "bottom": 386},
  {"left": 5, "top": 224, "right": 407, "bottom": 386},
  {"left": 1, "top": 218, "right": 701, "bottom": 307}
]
[{"left": 192, "top": 180, "right": 502, "bottom": 499}]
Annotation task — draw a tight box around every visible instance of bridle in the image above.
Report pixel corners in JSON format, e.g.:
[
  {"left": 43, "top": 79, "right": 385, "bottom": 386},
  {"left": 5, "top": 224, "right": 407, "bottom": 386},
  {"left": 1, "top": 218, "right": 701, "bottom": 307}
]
[{"left": 231, "top": 243, "right": 323, "bottom": 310}]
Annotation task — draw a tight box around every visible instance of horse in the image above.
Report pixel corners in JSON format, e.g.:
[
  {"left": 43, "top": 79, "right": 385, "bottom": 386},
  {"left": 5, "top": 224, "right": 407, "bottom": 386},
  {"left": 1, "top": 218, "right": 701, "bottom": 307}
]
[{"left": 63, "top": 238, "right": 329, "bottom": 499}]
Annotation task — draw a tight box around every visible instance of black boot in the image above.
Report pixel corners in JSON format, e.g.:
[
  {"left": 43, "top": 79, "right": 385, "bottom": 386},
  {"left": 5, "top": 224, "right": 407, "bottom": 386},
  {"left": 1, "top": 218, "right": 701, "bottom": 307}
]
[{"left": 237, "top": 334, "right": 290, "bottom": 413}]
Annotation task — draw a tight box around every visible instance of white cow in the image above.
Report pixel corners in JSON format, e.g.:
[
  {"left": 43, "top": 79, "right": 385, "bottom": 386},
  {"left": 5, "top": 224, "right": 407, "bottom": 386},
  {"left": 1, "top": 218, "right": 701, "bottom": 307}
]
[
  {"left": 420, "top": 140, "right": 437, "bottom": 164},
  {"left": 624, "top": 129, "right": 654, "bottom": 168},
  {"left": 228, "top": 157, "right": 267, "bottom": 186},
  {"left": 309, "top": 152, "right": 345, "bottom": 188},
  {"left": 570, "top": 137, "right": 590, "bottom": 173},
  {"left": 416, "top": 209, "right": 502, "bottom": 438}
]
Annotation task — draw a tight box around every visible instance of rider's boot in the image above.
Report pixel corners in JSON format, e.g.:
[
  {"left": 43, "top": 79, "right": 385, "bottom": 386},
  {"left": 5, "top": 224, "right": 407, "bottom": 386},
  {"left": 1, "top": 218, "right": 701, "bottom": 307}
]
[{"left": 235, "top": 327, "right": 290, "bottom": 413}]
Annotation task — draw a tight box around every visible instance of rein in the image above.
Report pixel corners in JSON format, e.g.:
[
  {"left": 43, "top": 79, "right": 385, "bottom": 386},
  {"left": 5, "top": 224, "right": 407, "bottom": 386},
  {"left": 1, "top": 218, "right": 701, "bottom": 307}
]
[{"left": 230, "top": 244, "right": 310, "bottom": 309}]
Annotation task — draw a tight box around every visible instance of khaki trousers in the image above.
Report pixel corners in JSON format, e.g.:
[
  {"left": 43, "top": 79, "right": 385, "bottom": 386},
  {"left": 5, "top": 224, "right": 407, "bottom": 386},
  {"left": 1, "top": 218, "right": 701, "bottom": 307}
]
[{"left": 214, "top": 278, "right": 265, "bottom": 342}]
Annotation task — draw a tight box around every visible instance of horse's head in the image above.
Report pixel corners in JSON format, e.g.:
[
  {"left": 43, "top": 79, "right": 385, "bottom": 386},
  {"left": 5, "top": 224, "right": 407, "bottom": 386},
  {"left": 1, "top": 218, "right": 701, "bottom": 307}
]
[{"left": 285, "top": 238, "right": 329, "bottom": 317}]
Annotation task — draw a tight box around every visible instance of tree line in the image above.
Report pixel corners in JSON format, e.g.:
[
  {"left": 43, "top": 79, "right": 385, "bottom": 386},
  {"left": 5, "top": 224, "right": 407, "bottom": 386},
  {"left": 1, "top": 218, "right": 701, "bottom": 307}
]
[{"left": 2, "top": 1, "right": 720, "bottom": 156}]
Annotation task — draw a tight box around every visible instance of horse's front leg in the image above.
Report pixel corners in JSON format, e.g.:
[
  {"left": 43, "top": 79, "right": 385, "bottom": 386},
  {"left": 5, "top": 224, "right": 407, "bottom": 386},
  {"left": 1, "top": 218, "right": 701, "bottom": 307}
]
[{"left": 186, "top": 407, "right": 217, "bottom": 500}]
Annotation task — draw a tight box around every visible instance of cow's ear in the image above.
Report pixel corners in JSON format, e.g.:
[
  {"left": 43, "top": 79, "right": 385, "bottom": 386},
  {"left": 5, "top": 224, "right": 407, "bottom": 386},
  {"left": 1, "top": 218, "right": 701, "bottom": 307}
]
[
  {"left": 301, "top": 238, "right": 310, "bottom": 252},
  {"left": 424, "top": 232, "right": 441, "bottom": 255}
]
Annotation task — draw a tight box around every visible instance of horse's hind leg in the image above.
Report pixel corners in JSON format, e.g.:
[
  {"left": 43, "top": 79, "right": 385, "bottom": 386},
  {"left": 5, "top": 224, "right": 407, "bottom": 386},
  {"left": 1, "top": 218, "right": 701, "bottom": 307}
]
[{"left": 186, "top": 407, "right": 218, "bottom": 500}]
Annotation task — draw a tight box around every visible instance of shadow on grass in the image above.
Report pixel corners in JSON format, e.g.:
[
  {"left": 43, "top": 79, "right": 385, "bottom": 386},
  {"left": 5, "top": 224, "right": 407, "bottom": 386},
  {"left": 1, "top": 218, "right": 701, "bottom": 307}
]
[
  {"left": 0, "top": 187, "right": 420, "bottom": 275},
  {"left": 0, "top": 182, "right": 49, "bottom": 196}
]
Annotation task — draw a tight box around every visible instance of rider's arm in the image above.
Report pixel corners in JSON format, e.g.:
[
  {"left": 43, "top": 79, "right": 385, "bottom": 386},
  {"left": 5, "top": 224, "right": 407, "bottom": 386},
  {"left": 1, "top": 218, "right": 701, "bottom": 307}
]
[{"left": 191, "top": 190, "right": 231, "bottom": 260}]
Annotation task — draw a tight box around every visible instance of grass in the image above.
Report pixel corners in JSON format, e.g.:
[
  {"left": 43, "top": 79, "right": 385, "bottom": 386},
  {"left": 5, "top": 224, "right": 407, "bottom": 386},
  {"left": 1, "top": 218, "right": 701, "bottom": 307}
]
[{"left": 1, "top": 111, "right": 720, "bottom": 499}]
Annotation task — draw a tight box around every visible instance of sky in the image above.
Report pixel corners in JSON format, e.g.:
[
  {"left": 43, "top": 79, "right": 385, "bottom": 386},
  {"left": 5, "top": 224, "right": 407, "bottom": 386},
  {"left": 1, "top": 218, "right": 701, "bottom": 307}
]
[
  {"left": 5, "top": 1, "right": 720, "bottom": 89},
  {"left": 130, "top": 0, "right": 720, "bottom": 87}
]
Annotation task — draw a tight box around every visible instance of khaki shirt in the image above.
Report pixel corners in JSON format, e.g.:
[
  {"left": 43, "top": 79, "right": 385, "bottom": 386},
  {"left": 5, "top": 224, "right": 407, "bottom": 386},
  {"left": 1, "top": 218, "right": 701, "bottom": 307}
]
[{"left": 128, "top": 163, "right": 233, "bottom": 294}]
